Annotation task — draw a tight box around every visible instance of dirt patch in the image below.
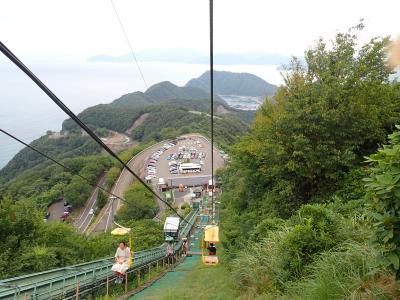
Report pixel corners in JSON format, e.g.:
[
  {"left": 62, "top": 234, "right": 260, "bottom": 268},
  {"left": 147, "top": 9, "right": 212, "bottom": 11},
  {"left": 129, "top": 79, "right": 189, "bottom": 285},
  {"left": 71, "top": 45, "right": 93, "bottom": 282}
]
[
  {"left": 125, "top": 113, "right": 150, "bottom": 135},
  {"left": 101, "top": 131, "right": 137, "bottom": 153}
]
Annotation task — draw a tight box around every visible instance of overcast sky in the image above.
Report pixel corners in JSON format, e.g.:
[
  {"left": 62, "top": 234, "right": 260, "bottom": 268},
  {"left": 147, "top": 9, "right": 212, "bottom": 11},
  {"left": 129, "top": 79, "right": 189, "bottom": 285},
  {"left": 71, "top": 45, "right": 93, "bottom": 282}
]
[{"left": 0, "top": 0, "right": 399, "bottom": 61}]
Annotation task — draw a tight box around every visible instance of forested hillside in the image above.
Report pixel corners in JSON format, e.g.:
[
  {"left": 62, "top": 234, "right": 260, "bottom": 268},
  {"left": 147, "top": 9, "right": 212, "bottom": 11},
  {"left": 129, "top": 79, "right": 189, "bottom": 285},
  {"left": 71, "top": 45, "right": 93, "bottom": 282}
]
[
  {"left": 0, "top": 142, "right": 163, "bottom": 279},
  {"left": 186, "top": 70, "right": 278, "bottom": 96},
  {"left": 0, "top": 134, "right": 101, "bottom": 183},
  {"left": 219, "top": 25, "right": 400, "bottom": 299}
]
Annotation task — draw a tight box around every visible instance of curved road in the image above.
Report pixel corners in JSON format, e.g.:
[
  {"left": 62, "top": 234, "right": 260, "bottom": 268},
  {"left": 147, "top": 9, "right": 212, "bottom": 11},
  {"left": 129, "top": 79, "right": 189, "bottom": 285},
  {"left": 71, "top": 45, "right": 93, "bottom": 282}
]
[
  {"left": 74, "top": 174, "right": 107, "bottom": 233},
  {"left": 90, "top": 134, "right": 224, "bottom": 234}
]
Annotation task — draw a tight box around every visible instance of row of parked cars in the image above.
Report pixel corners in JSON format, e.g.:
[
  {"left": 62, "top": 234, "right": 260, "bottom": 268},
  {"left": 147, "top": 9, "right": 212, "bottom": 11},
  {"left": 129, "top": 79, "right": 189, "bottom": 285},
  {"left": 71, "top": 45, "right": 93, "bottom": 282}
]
[
  {"left": 166, "top": 149, "right": 206, "bottom": 161},
  {"left": 146, "top": 141, "right": 177, "bottom": 179}
]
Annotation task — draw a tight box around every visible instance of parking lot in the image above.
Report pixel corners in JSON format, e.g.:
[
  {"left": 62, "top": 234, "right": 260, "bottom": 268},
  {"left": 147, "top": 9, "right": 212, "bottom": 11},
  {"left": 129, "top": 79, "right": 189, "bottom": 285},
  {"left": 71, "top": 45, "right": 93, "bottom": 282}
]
[{"left": 145, "top": 135, "right": 225, "bottom": 187}]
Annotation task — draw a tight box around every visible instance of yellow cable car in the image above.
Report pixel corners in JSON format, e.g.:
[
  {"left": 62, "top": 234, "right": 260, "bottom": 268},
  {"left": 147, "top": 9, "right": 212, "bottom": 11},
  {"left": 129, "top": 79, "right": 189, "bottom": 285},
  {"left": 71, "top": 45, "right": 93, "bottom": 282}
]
[
  {"left": 202, "top": 224, "right": 219, "bottom": 266},
  {"left": 111, "top": 226, "right": 133, "bottom": 267}
]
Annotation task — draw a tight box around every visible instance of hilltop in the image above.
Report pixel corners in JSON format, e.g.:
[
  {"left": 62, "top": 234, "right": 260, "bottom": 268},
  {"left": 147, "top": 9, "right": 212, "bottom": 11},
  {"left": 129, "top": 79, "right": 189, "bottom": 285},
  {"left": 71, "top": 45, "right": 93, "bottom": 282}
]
[
  {"left": 1, "top": 71, "right": 259, "bottom": 183},
  {"left": 186, "top": 70, "right": 278, "bottom": 96}
]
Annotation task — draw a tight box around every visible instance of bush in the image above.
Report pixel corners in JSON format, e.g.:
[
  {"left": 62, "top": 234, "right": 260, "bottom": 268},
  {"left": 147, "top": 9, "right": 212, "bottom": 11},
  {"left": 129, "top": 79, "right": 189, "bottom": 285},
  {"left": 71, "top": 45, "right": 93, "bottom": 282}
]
[{"left": 288, "top": 242, "right": 399, "bottom": 300}]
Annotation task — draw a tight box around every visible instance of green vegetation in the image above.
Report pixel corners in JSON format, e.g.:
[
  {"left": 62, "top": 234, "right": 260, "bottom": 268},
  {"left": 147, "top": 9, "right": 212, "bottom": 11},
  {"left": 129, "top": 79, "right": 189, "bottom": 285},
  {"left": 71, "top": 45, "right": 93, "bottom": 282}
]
[
  {"left": 364, "top": 128, "right": 400, "bottom": 277},
  {"left": 139, "top": 262, "right": 237, "bottom": 300},
  {"left": 116, "top": 182, "right": 158, "bottom": 223},
  {"left": 0, "top": 134, "right": 101, "bottom": 183},
  {"left": 219, "top": 25, "right": 400, "bottom": 299},
  {"left": 131, "top": 105, "right": 248, "bottom": 150},
  {"left": 0, "top": 198, "right": 162, "bottom": 279},
  {"left": 186, "top": 70, "right": 278, "bottom": 96},
  {"left": 0, "top": 140, "right": 167, "bottom": 279},
  {"left": 62, "top": 105, "right": 145, "bottom": 133},
  {"left": 97, "top": 190, "right": 108, "bottom": 210},
  {"left": 0, "top": 154, "right": 112, "bottom": 209}
]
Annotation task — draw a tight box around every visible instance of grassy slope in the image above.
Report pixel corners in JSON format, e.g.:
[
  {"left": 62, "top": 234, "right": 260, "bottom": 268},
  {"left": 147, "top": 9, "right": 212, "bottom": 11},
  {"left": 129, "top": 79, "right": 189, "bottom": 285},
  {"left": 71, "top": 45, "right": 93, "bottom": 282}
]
[{"left": 135, "top": 261, "right": 237, "bottom": 300}]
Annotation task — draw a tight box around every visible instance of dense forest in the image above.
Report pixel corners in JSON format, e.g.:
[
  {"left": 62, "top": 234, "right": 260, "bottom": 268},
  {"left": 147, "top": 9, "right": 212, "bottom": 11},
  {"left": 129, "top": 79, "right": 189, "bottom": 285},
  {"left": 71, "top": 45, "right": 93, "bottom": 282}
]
[
  {"left": 219, "top": 25, "right": 400, "bottom": 298},
  {"left": 0, "top": 188, "right": 162, "bottom": 279},
  {"left": 0, "top": 134, "right": 101, "bottom": 183}
]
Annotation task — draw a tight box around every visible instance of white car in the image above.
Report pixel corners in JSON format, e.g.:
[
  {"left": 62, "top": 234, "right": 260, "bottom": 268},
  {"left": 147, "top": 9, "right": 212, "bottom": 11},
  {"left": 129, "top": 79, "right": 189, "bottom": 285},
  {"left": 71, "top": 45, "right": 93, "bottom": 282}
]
[{"left": 89, "top": 208, "right": 94, "bottom": 215}]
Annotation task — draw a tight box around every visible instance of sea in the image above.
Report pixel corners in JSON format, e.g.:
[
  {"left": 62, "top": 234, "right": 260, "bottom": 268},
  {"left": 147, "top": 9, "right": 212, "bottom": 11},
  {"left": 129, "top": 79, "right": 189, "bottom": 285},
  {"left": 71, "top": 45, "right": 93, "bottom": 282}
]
[{"left": 0, "top": 60, "right": 284, "bottom": 169}]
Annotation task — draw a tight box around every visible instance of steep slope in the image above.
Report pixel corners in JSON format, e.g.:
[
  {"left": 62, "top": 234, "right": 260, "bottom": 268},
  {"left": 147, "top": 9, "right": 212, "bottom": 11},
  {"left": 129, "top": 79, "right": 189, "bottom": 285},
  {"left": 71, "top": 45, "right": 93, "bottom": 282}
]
[{"left": 186, "top": 70, "right": 278, "bottom": 96}]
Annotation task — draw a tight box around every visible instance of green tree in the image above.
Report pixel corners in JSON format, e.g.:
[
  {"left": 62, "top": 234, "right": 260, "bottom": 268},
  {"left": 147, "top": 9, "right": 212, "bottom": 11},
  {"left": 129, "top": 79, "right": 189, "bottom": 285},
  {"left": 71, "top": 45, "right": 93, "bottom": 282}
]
[
  {"left": 364, "top": 127, "right": 400, "bottom": 276},
  {"left": 106, "top": 167, "right": 121, "bottom": 188},
  {"left": 64, "top": 176, "right": 91, "bottom": 207},
  {"left": 116, "top": 182, "right": 158, "bottom": 222}
]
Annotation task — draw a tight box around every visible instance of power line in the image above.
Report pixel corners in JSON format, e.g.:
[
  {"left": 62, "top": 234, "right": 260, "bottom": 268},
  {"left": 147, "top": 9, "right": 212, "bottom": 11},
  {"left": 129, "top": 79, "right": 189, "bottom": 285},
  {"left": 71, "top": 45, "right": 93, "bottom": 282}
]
[
  {"left": 0, "top": 128, "right": 187, "bottom": 228},
  {"left": 0, "top": 41, "right": 187, "bottom": 223},
  {"left": 109, "top": 0, "right": 148, "bottom": 89},
  {"left": 209, "top": 0, "right": 215, "bottom": 221},
  {"left": 2, "top": 128, "right": 128, "bottom": 207}
]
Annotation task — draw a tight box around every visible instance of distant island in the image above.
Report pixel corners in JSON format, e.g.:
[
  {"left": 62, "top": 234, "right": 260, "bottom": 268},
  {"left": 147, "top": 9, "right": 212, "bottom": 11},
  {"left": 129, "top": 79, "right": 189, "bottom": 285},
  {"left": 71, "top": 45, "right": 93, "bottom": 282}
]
[{"left": 87, "top": 48, "right": 292, "bottom": 66}]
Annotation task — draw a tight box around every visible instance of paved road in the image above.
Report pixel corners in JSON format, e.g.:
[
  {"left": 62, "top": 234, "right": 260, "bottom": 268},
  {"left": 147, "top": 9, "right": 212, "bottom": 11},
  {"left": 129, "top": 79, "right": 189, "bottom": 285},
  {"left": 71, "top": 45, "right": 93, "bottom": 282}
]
[
  {"left": 90, "top": 134, "right": 224, "bottom": 234},
  {"left": 74, "top": 174, "right": 107, "bottom": 233},
  {"left": 90, "top": 140, "right": 167, "bottom": 233}
]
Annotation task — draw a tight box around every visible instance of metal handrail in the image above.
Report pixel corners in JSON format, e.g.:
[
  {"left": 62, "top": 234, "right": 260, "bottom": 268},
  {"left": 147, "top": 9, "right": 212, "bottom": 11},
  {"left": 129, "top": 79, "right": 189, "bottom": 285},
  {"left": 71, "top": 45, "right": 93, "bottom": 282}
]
[{"left": 0, "top": 209, "right": 198, "bottom": 299}]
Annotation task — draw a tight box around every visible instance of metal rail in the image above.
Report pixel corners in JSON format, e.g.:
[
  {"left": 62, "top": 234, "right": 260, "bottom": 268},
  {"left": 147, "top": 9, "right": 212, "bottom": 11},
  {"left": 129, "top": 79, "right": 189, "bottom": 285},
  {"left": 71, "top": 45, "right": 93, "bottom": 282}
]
[{"left": 0, "top": 210, "right": 198, "bottom": 300}]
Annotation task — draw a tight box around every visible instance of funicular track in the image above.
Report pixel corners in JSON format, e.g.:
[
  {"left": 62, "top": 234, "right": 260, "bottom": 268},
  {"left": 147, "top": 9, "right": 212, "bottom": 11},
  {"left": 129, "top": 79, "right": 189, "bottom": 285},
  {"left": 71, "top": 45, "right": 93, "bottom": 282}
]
[{"left": 0, "top": 210, "right": 198, "bottom": 300}]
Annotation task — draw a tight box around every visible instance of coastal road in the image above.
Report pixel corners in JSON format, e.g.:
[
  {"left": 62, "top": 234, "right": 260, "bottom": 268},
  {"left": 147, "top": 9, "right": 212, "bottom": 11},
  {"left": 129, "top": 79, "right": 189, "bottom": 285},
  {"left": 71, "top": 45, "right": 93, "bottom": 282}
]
[{"left": 74, "top": 174, "right": 107, "bottom": 233}]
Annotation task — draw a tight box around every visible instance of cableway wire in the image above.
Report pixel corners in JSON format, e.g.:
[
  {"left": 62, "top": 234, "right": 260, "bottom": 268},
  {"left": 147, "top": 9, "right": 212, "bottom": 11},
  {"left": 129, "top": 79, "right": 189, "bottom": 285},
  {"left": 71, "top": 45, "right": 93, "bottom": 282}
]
[
  {"left": 0, "top": 128, "right": 189, "bottom": 228},
  {"left": 209, "top": 0, "right": 215, "bottom": 221},
  {"left": 0, "top": 41, "right": 187, "bottom": 224},
  {"left": 109, "top": 0, "right": 148, "bottom": 89}
]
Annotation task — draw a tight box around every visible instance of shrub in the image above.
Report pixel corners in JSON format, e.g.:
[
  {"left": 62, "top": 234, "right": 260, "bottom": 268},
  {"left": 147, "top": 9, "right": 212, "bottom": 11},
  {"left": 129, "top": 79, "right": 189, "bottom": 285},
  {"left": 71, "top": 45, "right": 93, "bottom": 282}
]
[{"left": 288, "top": 242, "right": 399, "bottom": 300}]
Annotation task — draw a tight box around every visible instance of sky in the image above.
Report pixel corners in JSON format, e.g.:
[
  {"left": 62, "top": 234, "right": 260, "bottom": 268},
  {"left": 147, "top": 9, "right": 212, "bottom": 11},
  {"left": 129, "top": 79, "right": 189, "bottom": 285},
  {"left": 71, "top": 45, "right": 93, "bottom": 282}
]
[{"left": 1, "top": 0, "right": 399, "bottom": 61}]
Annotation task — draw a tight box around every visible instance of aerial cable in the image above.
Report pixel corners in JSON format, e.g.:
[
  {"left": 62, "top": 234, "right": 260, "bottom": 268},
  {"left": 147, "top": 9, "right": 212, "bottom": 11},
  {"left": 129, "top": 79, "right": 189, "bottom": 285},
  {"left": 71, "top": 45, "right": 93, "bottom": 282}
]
[
  {"left": 1, "top": 128, "right": 132, "bottom": 208},
  {"left": 0, "top": 128, "right": 190, "bottom": 227},
  {"left": 209, "top": 0, "right": 215, "bottom": 221},
  {"left": 0, "top": 41, "right": 187, "bottom": 223},
  {"left": 109, "top": 0, "right": 148, "bottom": 89}
]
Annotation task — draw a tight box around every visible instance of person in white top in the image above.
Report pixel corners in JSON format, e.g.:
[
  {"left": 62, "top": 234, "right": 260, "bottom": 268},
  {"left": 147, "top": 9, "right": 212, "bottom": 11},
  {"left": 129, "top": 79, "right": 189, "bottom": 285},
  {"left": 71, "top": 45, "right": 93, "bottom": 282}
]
[{"left": 111, "top": 241, "right": 131, "bottom": 283}]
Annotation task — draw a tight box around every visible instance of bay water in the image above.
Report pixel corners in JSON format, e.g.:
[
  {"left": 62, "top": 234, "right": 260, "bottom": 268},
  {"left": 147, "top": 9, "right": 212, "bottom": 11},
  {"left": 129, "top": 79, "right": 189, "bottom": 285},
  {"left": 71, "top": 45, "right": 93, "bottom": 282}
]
[{"left": 0, "top": 60, "right": 283, "bottom": 169}]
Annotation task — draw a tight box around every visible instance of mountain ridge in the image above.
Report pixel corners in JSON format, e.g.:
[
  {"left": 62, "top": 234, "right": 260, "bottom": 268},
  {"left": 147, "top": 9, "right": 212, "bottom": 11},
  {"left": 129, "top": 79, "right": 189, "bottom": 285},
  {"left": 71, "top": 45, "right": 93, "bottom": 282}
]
[{"left": 186, "top": 70, "right": 278, "bottom": 97}]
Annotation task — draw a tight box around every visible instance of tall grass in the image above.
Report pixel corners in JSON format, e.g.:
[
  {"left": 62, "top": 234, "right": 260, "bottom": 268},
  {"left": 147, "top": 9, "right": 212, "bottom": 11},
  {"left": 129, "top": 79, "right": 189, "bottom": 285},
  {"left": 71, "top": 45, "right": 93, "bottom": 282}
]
[
  {"left": 288, "top": 242, "right": 400, "bottom": 300},
  {"left": 230, "top": 229, "right": 289, "bottom": 296}
]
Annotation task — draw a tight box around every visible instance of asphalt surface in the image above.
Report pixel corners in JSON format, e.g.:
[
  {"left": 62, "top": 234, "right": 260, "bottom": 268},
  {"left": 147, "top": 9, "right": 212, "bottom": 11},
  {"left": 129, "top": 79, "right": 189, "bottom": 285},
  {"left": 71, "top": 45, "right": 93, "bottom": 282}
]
[
  {"left": 47, "top": 200, "right": 65, "bottom": 222},
  {"left": 90, "top": 140, "right": 167, "bottom": 233},
  {"left": 74, "top": 174, "right": 107, "bottom": 233},
  {"left": 90, "top": 134, "right": 224, "bottom": 234},
  {"left": 154, "top": 135, "right": 225, "bottom": 185}
]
